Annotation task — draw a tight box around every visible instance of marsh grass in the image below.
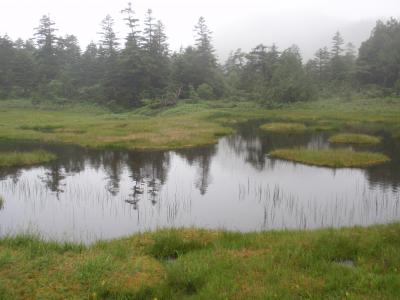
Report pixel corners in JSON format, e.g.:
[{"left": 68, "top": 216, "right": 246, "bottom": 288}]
[
  {"left": 0, "top": 224, "right": 399, "bottom": 299},
  {"left": 269, "top": 148, "right": 390, "bottom": 168},
  {"left": 0, "top": 150, "right": 56, "bottom": 168},
  {"left": 260, "top": 122, "right": 307, "bottom": 133},
  {"left": 329, "top": 133, "right": 381, "bottom": 145},
  {"left": 0, "top": 97, "right": 399, "bottom": 150}
]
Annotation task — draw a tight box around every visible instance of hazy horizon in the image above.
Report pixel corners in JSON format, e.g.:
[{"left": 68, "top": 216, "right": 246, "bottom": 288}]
[{"left": 1, "top": 0, "right": 399, "bottom": 61}]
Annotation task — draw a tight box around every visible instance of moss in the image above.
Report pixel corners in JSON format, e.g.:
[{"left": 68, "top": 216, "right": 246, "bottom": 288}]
[
  {"left": 269, "top": 148, "right": 390, "bottom": 168},
  {"left": 260, "top": 122, "right": 307, "bottom": 133},
  {"left": 0, "top": 150, "right": 56, "bottom": 168},
  {"left": 329, "top": 133, "right": 381, "bottom": 145}
]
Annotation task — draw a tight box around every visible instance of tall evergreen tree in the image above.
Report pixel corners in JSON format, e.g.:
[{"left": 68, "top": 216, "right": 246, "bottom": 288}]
[
  {"left": 154, "top": 21, "right": 169, "bottom": 56},
  {"left": 98, "top": 15, "right": 120, "bottom": 103},
  {"left": 143, "top": 9, "right": 156, "bottom": 52},
  {"left": 190, "top": 17, "right": 222, "bottom": 97},
  {"left": 314, "top": 47, "right": 330, "bottom": 84},
  {"left": 331, "top": 31, "right": 344, "bottom": 57},
  {"left": 121, "top": 2, "right": 140, "bottom": 47},
  {"left": 98, "top": 15, "right": 119, "bottom": 57},
  {"left": 330, "top": 31, "right": 346, "bottom": 82},
  {"left": 34, "top": 15, "right": 59, "bottom": 83},
  {"left": 194, "top": 16, "right": 216, "bottom": 67},
  {"left": 34, "top": 15, "right": 58, "bottom": 53}
]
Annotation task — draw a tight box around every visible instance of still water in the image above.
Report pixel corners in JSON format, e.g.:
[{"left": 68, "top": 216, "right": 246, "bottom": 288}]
[{"left": 0, "top": 122, "right": 399, "bottom": 243}]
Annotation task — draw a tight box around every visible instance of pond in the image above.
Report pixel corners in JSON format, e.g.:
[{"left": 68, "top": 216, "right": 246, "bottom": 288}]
[{"left": 0, "top": 121, "right": 399, "bottom": 243}]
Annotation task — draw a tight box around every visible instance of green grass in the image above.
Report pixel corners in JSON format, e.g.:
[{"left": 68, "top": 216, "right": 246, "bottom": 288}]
[
  {"left": 0, "top": 224, "right": 399, "bottom": 299},
  {"left": 269, "top": 148, "right": 390, "bottom": 168},
  {"left": 260, "top": 122, "right": 307, "bottom": 133},
  {"left": 0, "top": 150, "right": 57, "bottom": 168},
  {"left": 329, "top": 133, "right": 381, "bottom": 145},
  {"left": 0, "top": 97, "right": 399, "bottom": 151},
  {"left": 0, "top": 100, "right": 249, "bottom": 151}
]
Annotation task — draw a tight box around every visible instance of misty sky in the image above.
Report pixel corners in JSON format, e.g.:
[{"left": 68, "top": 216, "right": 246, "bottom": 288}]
[{"left": 1, "top": 0, "right": 399, "bottom": 61}]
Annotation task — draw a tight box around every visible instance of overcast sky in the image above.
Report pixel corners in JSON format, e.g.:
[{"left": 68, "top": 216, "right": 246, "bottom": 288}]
[{"left": 1, "top": 0, "right": 399, "bottom": 60}]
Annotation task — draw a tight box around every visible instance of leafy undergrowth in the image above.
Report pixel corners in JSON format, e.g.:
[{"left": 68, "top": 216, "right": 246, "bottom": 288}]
[
  {"left": 260, "top": 122, "right": 307, "bottom": 133},
  {"left": 0, "top": 150, "right": 56, "bottom": 168},
  {"left": 329, "top": 133, "right": 381, "bottom": 145},
  {"left": 0, "top": 224, "right": 399, "bottom": 299},
  {"left": 269, "top": 148, "right": 390, "bottom": 168}
]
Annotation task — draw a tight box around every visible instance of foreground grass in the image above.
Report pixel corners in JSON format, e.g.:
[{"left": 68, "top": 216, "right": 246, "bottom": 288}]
[
  {"left": 329, "top": 133, "right": 381, "bottom": 145},
  {"left": 269, "top": 148, "right": 390, "bottom": 168},
  {"left": 0, "top": 224, "right": 399, "bottom": 299},
  {"left": 0, "top": 150, "right": 56, "bottom": 168},
  {"left": 0, "top": 97, "right": 399, "bottom": 151},
  {"left": 260, "top": 122, "right": 307, "bottom": 133}
]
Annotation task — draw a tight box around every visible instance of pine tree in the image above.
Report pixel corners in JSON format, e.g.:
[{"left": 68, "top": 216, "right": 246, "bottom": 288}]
[
  {"left": 34, "top": 15, "right": 58, "bottom": 54},
  {"left": 314, "top": 47, "right": 330, "bottom": 83},
  {"left": 331, "top": 31, "right": 344, "bottom": 57},
  {"left": 194, "top": 17, "right": 214, "bottom": 55},
  {"left": 34, "top": 15, "right": 59, "bottom": 82},
  {"left": 143, "top": 9, "right": 156, "bottom": 52},
  {"left": 191, "top": 17, "right": 220, "bottom": 96},
  {"left": 121, "top": 2, "right": 140, "bottom": 47},
  {"left": 98, "top": 15, "right": 119, "bottom": 57},
  {"left": 154, "top": 21, "right": 169, "bottom": 56}
]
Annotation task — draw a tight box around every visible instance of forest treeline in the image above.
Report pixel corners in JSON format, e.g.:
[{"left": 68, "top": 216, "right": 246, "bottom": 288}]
[{"left": 0, "top": 3, "right": 400, "bottom": 107}]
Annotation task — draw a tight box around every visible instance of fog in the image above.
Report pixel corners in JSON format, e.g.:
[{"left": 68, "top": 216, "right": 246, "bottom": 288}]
[{"left": 1, "top": 0, "right": 399, "bottom": 61}]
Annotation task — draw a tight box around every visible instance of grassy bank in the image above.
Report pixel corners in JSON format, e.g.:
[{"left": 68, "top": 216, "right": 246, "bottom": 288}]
[
  {"left": 0, "top": 97, "right": 399, "bottom": 151},
  {"left": 0, "top": 150, "right": 56, "bottom": 168},
  {"left": 0, "top": 224, "right": 399, "bottom": 299},
  {"left": 329, "top": 133, "right": 381, "bottom": 145},
  {"left": 269, "top": 148, "right": 390, "bottom": 168}
]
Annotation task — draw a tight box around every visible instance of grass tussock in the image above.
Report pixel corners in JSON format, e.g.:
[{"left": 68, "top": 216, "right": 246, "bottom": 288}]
[
  {"left": 260, "top": 122, "right": 307, "bottom": 133},
  {"left": 0, "top": 224, "right": 399, "bottom": 299},
  {"left": 269, "top": 148, "right": 390, "bottom": 168},
  {"left": 147, "top": 230, "right": 210, "bottom": 260},
  {"left": 0, "top": 150, "right": 56, "bottom": 168},
  {"left": 329, "top": 133, "right": 381, "bottom": 145}
]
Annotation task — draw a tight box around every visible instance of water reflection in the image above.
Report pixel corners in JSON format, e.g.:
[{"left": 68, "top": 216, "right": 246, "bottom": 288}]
[
  {"left": 0, "top": 123, "right": 399, "bottom": 243},
  {"left": 176, "top": 145, "right": 217, "bottom": 195}
]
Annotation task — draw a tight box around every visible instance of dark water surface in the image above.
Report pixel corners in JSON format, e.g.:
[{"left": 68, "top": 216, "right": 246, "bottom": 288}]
[{"left": 0, "top": 122, "right": 399, "bottom": 243}]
